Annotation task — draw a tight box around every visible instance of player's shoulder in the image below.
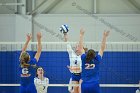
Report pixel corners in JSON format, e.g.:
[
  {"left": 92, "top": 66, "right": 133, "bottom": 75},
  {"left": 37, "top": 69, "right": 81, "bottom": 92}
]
[
  {"left": 67, "top": 43, "right": 72, "bottom": 49},
  {"left": 31, "top": 58, "right": 37, "bottom": 62},
  {"left": 29, "top": 58, "right": 37, "bottom": 65},
  {"left": 81, "top": 53, "right": 86, "bottom": 59},
  {"left": 77, "top": 55, "right": 81, "bottom": 58},
  {"left": 34, "top": 77, "right": 39, "bottom": 80},
  {"left": 94, "top": 54, "right": 102, "bottom": 62},
  {"left": 34, "top": 77, "right": 39, "bottom": 83},
  {"left": 44, "top": 77, "right": 49, "bottom": 81}
]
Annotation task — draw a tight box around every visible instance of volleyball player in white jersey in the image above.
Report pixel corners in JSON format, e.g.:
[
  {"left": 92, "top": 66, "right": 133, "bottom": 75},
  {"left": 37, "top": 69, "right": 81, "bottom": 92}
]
[
  {"left": 34, "top": 67, "right": 49, "bottom": 93},
  {"left": 63, "top": 29, "right": 85, "bottom": 93}
]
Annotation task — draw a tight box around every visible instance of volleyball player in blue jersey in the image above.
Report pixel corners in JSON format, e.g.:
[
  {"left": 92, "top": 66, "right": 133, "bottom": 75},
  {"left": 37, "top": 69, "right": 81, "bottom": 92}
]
[
  {"left": 79, "top": 30, "right": 110, "bottom": 93},
  {"left": 19, "top": 32, "right": 42, "bottom": 93}
]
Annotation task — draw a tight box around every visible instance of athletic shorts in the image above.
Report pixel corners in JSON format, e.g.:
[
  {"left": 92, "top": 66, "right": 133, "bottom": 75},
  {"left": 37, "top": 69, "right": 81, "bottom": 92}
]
[
  {"left": 81, "top": 81, "right": 100, "bottom": 93},
  {"left": 71, "top": 73, "right": 81, "bottom": 82}
]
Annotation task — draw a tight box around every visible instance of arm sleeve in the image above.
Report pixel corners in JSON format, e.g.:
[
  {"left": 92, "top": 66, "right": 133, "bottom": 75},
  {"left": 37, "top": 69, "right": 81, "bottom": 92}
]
[
  {"left": 46, "top": 78, "right": 49, "bottom": 88},
  {"left": 67, "top": 44, "right": 76, "bottom": 66},
  {"left": 34, "top": 78, "right": 37, "bottom": 86},
  {"left": 46, "top": 78, "right": 49, "bottom": 84},
  {"left": 80, "top": 54, "right": 86, "bottom": 72},
  {"left": 29, "top": 58, "right": 37, "bottom": 65},
  {"left": 81, "top": 54, "right": 86, "bottom": 61},
  {"left": 67, "top": 44, "right": 75, "bottom": 57},
  {"left": 95, "top": 54, "right": 102, "bottom": 62},
  {"left": 79, "top": 59, "right": 82, "bottom": 72}
]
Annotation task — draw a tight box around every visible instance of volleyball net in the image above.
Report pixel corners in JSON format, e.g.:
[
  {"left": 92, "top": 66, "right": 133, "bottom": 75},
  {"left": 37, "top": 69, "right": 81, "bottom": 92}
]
[{"left": 0, "top": 42, "right": 140, "bottom": 93}]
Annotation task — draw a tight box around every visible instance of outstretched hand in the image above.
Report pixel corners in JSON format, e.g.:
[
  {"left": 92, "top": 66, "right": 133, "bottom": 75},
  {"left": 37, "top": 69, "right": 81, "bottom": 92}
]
[
  {"left": 26, "top": 33, "right": 32, "bottom": 41},
  {"left": 103, "top": 30, "right": 110, "bottom": 37},
  {"left": 37, "top": 32, "right": 42, "bottom": 40},
  {"left": 80, "top": 28, "right": 85, "bottom": 36}
]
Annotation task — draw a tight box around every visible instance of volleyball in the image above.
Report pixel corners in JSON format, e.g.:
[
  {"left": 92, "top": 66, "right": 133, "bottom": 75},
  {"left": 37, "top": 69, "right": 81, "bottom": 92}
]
[{"left": 59, "top": 24, "right": 69, "bottom": 33}]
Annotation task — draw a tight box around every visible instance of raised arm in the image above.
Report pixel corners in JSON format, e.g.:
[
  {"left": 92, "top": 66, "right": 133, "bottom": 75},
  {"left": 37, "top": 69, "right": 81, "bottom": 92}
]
[
  {"left": 19, "top": 33, "right": 32, "bottom": 59},
  {"left": 63, "top": 31, "right": 75, "bottom": 56},
  {"left": 22, "top": 33, "right": 32, "bottom": 52},
  {"left": 63, "top": 33, "right": 68, "bottom": 42},
  {"left": 98, "top": 30, "right": 110, "bottom": 57},
  {"left": 78, "top": 28, "right": 85, "bottom": 54},
  {"left": 34, "top": 32, "right": 42, "bottom": 62}
]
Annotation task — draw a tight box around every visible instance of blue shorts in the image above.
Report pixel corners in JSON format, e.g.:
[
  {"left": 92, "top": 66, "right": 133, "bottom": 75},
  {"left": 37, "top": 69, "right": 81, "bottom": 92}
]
[
  {"left": 81, "top": 81, "right": 100, "bottom": 93},
  {"left": 71, "top": 73, "right": 81, "bottom": 82},
  {"left": 20, "top": 83, "right": 37, "bottom": 93}
]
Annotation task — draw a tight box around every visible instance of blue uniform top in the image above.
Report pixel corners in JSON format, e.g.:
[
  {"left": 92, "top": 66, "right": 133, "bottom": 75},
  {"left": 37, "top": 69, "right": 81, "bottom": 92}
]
[
  {"left": 81, "top": 54, "right": 102, "bottom": 82},
  {"left": 19, "top": 58, "right": 37, "bottom": 86}
]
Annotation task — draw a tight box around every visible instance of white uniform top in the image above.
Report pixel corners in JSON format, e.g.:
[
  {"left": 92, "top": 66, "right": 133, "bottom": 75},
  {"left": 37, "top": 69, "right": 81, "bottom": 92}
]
[
  {"left": 34, "top": 77, "right": 49, "bottom": 93},
  {"left": 67, "top": 44, "right": 82, "bottom": 73},
  {"left": 136, "top": 89, "right": 140, "bottom": 93}
]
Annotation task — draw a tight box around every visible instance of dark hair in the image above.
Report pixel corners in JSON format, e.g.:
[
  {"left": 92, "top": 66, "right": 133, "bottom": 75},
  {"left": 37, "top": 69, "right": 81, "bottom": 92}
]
[
  {"left": 20, "top": 52, "right": 30, "bottom": 68},
  {"left": 86, "top": 49, "right": 96, "bottom": 62},
  {"left": 36, "top": 66, "right": 44, "bottom": 77}
]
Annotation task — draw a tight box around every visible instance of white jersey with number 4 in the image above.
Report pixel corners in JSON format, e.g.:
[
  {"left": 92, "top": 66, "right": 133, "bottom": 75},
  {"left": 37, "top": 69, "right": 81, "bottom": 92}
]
[
  {"left": 34, "top": 77, "right": 49, "bottom": 93},
  {"left": 67, "top": 44, "right": 82, "bottom": 73}
]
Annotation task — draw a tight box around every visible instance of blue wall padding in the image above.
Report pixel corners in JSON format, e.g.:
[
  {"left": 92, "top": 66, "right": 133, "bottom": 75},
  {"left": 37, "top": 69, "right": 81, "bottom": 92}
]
[{"left": 0, "top": 51, "right": 139, "bottom": 93}]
